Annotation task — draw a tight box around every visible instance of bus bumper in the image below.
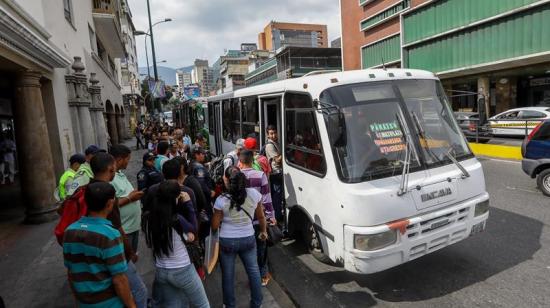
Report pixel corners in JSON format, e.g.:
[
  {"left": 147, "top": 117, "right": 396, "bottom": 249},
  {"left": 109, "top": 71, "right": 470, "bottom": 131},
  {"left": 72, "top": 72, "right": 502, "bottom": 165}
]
[{"left": 343, "top": 193, "right": 490, "bottom": 274}]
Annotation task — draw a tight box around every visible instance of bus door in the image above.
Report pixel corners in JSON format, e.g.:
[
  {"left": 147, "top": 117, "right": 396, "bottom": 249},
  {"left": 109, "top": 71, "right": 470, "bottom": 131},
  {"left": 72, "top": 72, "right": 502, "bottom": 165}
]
[
  {"left": 259, "top": 95, "right": 282, "bottom": 147},
  {"left": 209, "top": 102, "right": 222, "bottom": 155}
]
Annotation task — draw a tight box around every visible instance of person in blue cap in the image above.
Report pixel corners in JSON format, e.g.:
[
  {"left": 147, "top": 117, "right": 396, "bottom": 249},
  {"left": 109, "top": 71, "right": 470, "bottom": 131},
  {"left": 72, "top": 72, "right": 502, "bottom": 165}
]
[
  {"left": 137, "top": 152, "right": 164, "bottom": 195},
  {"left": 56, "top": 153, "right": 86, "bottom": 201}
]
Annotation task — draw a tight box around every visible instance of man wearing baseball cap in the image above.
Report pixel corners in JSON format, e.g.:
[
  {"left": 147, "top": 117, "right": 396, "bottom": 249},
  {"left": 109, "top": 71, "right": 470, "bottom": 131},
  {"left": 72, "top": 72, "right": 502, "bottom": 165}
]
[
  {"left": 240, "top": 137, "right": 271, "bottom": 175},
  {"left": 136, "top": 152, "right": 163, "bottom": 194},
  {"left": 56, "top": 154, "right": 86, "bottom": 201},
  {"left": 67, "top": 145, "right": 106, "bottom": 196}
]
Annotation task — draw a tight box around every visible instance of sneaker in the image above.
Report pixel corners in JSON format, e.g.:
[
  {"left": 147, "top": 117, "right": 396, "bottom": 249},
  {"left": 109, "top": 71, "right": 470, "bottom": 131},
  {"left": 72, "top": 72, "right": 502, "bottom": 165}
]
[{"left": 261, "top": 273, "right": 271, "bottom": 287}]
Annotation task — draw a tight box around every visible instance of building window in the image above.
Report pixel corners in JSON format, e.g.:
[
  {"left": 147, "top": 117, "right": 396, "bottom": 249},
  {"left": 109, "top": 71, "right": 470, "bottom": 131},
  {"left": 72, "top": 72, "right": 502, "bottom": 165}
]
[
  {"left": 63, "top": 0, "right": 73, "bottom": 23},
  {"left": 284, "top": 92, "right": 326, "bottom": 176},
  {"left": 89, "top": 25, "right": 97, "bottom": 53}
]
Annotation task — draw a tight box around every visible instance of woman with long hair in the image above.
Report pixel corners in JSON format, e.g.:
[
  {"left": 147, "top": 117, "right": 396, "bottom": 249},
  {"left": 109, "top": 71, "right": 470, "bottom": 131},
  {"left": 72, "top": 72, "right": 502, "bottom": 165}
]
[
  {"left": 211, "top": 166, "right": 267, "bottom": 308},
  {"left": 143, "top": 180, "right": 209, "bottom": 308}
]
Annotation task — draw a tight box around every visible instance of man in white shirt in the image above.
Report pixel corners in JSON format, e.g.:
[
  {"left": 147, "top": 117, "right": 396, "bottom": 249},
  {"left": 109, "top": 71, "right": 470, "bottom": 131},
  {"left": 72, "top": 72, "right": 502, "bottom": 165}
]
[{"left": 223, "top": 138, "right": 245, "bottom": 172}]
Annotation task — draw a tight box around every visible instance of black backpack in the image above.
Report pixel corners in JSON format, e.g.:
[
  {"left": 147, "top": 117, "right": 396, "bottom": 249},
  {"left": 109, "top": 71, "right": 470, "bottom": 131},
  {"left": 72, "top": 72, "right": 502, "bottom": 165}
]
[{"left": 209, "top": 155, "right": 228, "bottom": 185}]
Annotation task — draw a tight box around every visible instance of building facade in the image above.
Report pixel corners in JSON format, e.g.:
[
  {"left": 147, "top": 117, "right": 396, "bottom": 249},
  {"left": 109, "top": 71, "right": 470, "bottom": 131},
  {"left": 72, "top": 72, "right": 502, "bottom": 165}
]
[
  {"left": 258, "top": 21, "right": 328, "bottom": 51},
  {"left": 191, "top": 59, "right": 214, "bottom": 96},
  {"left": 0, "top": 0, "right": 136, "bottom": 223},
  {"left": 341, "top": 0, "right": 550, "bottom": 115},
  {"left": 245, "top": 46, "right": 342, "bottom": 87}
]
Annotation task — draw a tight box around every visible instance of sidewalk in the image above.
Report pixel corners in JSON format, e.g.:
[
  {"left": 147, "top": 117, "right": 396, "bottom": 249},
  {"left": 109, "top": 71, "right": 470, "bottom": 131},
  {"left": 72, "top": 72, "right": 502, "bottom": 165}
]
[{"left": 0, "top": 139, "right": 293, "bottom": 307}]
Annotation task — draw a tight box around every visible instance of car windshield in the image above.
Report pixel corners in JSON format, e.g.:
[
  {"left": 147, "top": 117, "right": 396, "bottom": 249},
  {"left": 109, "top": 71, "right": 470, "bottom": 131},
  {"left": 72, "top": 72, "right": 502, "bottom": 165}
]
[{"left": 320, "top": 79, "right": 472, "bottom": 183}]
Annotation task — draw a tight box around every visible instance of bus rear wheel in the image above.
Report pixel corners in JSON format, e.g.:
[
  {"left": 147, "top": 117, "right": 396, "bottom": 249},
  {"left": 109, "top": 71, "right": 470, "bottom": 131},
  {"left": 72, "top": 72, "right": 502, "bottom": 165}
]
[{"left": 303, "top": 221, "right": 333, "bottom": 265}]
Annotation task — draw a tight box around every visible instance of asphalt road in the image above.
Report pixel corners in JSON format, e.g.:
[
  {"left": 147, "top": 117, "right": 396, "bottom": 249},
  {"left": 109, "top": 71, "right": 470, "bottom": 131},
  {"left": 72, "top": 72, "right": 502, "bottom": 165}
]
[{"left": 269, "top": 158, "right": 550, "bottom": 308}]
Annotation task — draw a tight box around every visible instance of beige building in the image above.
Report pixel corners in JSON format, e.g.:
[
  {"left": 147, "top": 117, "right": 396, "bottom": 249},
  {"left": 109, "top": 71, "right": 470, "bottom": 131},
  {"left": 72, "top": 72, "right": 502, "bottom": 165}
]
[
  {"left": 258, "top": 21, "right": 328, "bottom": 51},
  {"left": 0, "top": 0, "right": 137, "bottom": 223}
]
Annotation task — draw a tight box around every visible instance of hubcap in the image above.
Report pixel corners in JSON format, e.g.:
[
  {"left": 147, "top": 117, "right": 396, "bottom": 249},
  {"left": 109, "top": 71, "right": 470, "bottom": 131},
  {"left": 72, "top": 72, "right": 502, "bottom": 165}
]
[{"left": 544, "top": 175, "right": 550, "bottom": 192}]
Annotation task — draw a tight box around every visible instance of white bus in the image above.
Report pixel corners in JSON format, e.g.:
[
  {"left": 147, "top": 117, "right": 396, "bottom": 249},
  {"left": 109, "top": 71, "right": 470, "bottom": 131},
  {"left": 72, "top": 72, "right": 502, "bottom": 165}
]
[{"left": 206, "top": 69, "right": 490, "bottom": 274}]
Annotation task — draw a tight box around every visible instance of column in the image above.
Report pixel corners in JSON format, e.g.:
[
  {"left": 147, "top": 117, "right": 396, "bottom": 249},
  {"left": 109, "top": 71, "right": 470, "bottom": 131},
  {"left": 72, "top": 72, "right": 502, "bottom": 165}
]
[
  {"left": 116, "top": 110, "right": 125, "bottom": 142},
  {"left": 75, "top": 74, "right": 95, "bottom": 148},
  {"left": 89, "top": 73, "right": 108, "bottom": 149},
  {"left": 15, "top": 70, "right": 58, "bottom": 223},
  {"left": 478, "top": 76, "right": 491, "bottom": 119}
]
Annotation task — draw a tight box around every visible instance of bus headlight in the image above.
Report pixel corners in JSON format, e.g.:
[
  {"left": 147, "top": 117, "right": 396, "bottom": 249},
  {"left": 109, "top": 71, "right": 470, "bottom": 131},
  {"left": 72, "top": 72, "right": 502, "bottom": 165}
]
[
  {"left": 475, "top": 200, "right": 490, "bottom": 217},
  {"left": 354, "top": 230, "right": 397, "bottom": 251}
]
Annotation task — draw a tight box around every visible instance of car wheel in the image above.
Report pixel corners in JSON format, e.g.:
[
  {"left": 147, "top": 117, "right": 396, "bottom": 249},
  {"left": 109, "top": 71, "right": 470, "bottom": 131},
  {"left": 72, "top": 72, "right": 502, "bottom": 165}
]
[
  {"left": 302, "top": 220, "right": 333, "bottom": 264},
  {"left": 536, "top": 169, "right": 550, "bottom": 197}
]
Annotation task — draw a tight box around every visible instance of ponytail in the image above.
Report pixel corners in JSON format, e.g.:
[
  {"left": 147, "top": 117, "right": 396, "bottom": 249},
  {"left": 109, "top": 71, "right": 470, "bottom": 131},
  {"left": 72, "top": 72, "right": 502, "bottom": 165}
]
[{"left": 223, "top": 166, "right": 247, "bottom": 210}]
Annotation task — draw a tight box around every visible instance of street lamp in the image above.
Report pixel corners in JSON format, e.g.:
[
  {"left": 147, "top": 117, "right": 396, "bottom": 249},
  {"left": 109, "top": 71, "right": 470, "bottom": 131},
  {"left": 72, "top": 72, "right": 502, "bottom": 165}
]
[{"left": 135, "top": 18, "right": 172, "bottom": 79}]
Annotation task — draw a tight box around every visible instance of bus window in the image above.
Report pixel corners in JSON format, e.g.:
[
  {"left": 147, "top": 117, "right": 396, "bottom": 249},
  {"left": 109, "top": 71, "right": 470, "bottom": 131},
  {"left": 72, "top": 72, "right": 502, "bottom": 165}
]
[
  {"left": 222, "top": 100, "right": 232, "bottom": 142},
  {"left": 284, "top": 93, "right": 326, "bottom": 176},
  {"left": 208, "top": 102, "right": 215, "bottom": 135},
  {"left": 231, "top": 98, "right": 241, "bottom": 143},
  {"left": 242, "top": 96, "right": 260, "bottom": 146}
]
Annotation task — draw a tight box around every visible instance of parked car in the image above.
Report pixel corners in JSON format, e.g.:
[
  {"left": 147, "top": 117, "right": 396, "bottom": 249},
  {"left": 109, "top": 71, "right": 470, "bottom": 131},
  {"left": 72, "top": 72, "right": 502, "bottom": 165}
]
[
  {"left": 521, "top": 119, "right": 550, "bottom": 196},
  {"left": 454, "top": 112, "right": 492, "bottom": 143},
  {"left": 490, "top": 107, "right": 550, "bottom": 136}
]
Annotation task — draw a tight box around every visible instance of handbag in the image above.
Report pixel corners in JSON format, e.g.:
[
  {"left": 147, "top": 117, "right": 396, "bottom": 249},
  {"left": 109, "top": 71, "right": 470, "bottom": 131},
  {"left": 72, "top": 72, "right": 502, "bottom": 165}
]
[
  {"left": 266, "top": 224, "right": 283, "bottom": 247},
  {"left": 185, "top": 241, "right": 204, "bottom": 268}
]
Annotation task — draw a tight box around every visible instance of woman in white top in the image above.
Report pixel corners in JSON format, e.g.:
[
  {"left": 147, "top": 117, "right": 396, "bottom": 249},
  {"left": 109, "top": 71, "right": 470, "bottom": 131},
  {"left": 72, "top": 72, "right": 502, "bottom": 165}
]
[
  {"left": 211, "top": 166, "right": 267, "bottom": 308},
  {"left": 143, "top": 180, "right": 209, "bottom": 308}
]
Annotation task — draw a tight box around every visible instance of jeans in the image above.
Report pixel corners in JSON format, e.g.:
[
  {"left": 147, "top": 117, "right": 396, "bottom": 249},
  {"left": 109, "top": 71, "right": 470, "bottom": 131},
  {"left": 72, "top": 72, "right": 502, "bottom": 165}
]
[
  {"left": 153, "top": 265, "right": 209, "bottom": 308},
  {"left": 254, "top": 226, "right": 269, "bottom": 278},
  {"left": 136, "top": 136, "right": 145, "bottom": 149},
  {"left": 219, "top": 236, "right": 262, "bottom": 308},
  {"left": 127, "top": 261, "right": 148, "bottom": 308},
  {"left": 269, "top": 174, "right": 284, "bottom": 222},
  {"left": 127, "top": 231, "right": 140, "bottom": 253}
]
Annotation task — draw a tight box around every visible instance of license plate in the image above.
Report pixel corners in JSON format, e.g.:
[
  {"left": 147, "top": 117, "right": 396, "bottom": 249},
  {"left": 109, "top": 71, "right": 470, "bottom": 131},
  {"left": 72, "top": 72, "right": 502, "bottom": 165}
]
[
  {"left": 430, "top": 219, "right": 450, "bottom": 230},
  {"left": 470, "top": 221, "right": 485, "bottom": 236}
]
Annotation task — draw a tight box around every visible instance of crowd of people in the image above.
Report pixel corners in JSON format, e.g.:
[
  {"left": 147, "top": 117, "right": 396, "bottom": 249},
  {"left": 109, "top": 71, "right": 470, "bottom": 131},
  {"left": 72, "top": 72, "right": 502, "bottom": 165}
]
[{"left": 55, "top": 121, "right": 284, "bottom": 308}]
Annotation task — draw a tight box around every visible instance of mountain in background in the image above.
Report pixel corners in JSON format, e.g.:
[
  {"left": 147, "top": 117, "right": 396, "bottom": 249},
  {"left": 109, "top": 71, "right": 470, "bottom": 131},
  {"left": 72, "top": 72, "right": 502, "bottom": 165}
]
[{"left": 138, "top": 65, "right": 193, "bottom": 85}]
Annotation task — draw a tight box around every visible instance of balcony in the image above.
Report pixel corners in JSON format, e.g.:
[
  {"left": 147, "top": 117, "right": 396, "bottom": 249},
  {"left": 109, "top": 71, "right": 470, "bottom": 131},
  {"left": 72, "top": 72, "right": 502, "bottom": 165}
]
[{"left": 92, "top": 0, "right": 125, "bottom": 58}]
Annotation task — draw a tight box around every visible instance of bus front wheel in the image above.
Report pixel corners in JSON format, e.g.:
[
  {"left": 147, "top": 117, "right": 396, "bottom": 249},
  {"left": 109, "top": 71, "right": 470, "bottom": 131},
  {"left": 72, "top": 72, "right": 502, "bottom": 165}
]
[{"left": 303, "top": 221, "right": 333, "bottom": 265}]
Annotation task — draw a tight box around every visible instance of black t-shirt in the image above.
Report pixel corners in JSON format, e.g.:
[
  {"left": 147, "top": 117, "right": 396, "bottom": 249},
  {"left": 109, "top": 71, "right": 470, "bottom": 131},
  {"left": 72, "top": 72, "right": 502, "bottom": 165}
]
[{"left": 184, "top": 175, "right": 209, "bottom": 214}]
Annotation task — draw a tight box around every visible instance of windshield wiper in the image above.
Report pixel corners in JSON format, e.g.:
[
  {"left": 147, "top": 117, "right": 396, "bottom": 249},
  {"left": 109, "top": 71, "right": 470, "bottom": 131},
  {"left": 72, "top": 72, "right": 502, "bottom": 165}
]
[
  {"left": 396, "top": 114, "right": 412, "bottom": 196},
  {"left": 411, "top": 112, "right": 470, "bottom": 179}
]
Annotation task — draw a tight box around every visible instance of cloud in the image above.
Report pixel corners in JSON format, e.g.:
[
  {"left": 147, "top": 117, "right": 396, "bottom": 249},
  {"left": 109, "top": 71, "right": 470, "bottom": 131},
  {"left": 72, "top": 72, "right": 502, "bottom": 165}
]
[{"left": 128, "top": 0, "right": 341, "bottom": 68}]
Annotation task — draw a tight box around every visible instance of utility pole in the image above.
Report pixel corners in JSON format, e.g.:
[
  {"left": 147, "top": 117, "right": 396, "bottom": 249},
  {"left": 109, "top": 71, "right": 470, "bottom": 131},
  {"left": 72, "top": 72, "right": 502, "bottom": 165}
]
[{"left": 146, "top": 0, "right": 158, "bottom": 81}]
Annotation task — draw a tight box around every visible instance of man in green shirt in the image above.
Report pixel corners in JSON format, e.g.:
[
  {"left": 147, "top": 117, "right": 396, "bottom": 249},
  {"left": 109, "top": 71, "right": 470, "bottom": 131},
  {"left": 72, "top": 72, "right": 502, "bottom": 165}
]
[
  {"left": 110, "top": 144, "right": 144, "bottom": 252},
  {"left": 57, "top": 154, "right": 86, "bottom": 200},
  {"left": 67, "top": 145, "right": 106, "bottom": 196}
]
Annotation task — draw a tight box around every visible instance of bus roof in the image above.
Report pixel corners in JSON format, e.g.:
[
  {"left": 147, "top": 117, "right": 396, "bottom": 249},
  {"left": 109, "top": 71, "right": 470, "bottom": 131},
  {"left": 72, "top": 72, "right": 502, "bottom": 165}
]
[{"left": 207, "top": 69, "right": 437, "bottom": 101}]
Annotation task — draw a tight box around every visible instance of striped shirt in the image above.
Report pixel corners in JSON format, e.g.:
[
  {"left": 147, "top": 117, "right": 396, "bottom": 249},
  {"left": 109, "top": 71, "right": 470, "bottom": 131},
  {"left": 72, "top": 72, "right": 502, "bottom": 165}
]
[
  {"left": 63, "top": 216, "right": 128, "bottom": 308},
  {"left": 240, "top": 167, "right": 274, "bottom": 219}
]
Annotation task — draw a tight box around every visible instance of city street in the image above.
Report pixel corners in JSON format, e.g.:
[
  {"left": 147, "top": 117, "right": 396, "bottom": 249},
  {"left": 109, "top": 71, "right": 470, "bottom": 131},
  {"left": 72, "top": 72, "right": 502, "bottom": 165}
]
[{"left": 268, "top": 158, "right": 550, "bottom": 308}]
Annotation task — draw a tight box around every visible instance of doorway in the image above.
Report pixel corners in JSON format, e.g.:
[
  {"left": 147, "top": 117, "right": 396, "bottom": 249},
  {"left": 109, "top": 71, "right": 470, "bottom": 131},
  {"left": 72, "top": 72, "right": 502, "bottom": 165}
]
[{"left": 260, "top": 96, "right": 282, "bottom": 146}]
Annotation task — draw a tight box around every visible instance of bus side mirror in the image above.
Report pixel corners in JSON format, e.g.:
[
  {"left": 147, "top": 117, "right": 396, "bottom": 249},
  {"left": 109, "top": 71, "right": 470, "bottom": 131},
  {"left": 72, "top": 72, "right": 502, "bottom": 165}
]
[{"left": 327, "top": 113, "right": 347, "bottom": 147}]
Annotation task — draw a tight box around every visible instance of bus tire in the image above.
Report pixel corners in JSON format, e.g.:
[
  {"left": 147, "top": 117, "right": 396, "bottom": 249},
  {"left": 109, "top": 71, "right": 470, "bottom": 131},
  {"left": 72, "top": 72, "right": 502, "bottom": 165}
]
[
  {"left": 303, "top": 220, "right": 333, "bottom": 265},
  {"left": 536, "top": 168, "right": 550, "bottom": 197}
]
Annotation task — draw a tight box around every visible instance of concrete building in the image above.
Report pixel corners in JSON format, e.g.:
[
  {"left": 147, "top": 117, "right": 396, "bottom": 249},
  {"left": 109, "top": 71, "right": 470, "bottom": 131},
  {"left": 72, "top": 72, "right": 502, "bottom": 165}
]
[
  {"left": 0, "top": 0, "right": 135, "bottom": 223},
  {"left": 331, "top": 37, "right": 341, "bottom": 48},
  {"left": 191, "top": 59, "right": 214, "bottom": 96},
  {"left": 341, "top": 0, "right": 550, "bottom": 115},
  {"left": 245, "top": 46, "right": 341, "bottom": 87},
  {"left": 176, "top": 70, "right": 192, "bottom": 91},
  {"left": 258, "top": 21, "right": 328, "bottom": 51}
]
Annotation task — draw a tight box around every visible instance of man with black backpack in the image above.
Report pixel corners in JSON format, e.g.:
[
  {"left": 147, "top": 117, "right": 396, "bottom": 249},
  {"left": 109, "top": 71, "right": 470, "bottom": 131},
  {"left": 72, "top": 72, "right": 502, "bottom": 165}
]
[{"left": 223, "top": 138, "right": 244, "bottom": 171}]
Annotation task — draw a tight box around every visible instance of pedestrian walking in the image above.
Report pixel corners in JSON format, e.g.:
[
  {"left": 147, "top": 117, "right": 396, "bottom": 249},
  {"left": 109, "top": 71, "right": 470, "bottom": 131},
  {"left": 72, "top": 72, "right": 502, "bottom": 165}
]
[
  {"left": 211, "top": 166, "right": 267, "bottom": 308},
  {"left": 110, "top": 144, "right": 144, "bottom": 252},
  {"left": 143, "top": 180, "right": 210, "bottom": 308},
  {"left": 90, "top": 152, "right": 148, "bottom": 308},
  {"left": 63, "top": 181, "right": 136, "bottom": 308},
  {"left": 239, "top": 149, "right": 276, "bottom": 286},
  {"left": 135, "top": 123, "right": 146, "bottom": 150},
  {"left": 57, "top": 153, "right": 86, "bottom": 201}
]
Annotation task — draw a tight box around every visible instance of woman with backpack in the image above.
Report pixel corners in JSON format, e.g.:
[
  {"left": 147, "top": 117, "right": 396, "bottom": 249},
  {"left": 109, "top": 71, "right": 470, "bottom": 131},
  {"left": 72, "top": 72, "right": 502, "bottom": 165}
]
[
  {"left": 143, "top": 180, "right": 209, "bottom": 308},
  {"left": 211, "top": 166, "right": 267, "bottom": 308}
]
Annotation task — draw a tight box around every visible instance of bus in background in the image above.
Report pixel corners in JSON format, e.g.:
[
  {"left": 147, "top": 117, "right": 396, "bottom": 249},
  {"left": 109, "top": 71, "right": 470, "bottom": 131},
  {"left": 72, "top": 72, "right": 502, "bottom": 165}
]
[
  {"left": 173, "top": 98, "right": 208, "bottom": 140},
  {"left": 205, "top": 69, "right": 490, "bottom": 274},
  {"left": 162, "top": 111, "right": 173, "bottom": 126}
]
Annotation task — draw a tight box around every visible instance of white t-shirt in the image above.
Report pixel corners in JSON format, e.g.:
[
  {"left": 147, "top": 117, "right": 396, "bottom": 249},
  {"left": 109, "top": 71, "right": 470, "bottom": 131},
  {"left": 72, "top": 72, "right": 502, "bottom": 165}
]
[
  {"left": 214, "top": 188, "right": 262, "bottom": 238},
  {"left": 155, "top": 229, "right": 191, "bottom": 269}
]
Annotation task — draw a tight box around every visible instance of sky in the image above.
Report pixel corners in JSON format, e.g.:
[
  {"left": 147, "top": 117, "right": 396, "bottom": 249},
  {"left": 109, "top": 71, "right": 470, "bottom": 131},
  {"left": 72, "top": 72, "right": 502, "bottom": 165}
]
[{"left": 128, "top": 0, "right": 341, "bottom": 69}]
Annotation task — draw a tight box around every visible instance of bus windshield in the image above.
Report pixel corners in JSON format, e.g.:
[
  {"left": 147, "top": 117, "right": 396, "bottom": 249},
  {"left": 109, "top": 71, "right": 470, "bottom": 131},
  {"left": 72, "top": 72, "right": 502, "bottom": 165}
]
[{"left": 320, "top": 79, "right": 471, "bottom": 183}]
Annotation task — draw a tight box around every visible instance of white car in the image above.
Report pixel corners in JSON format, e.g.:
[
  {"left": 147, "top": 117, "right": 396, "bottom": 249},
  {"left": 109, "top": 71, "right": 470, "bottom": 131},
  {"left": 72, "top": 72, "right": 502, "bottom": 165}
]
[{"left": 489, "top": 107, "right": 550, "bottom": 136}]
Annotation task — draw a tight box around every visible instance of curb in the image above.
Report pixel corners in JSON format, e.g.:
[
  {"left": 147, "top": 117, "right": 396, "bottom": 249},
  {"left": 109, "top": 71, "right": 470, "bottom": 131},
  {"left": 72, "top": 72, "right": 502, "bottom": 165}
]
[
  {"left": 267, "top": 275, "right": 297, "bottom": 308},
  {"left": 468, "top": 143, "right": 522, "bottom": 160}
]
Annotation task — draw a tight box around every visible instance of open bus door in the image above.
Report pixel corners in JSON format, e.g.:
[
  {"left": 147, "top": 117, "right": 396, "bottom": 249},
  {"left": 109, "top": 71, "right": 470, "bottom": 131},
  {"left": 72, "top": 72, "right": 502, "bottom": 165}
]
[{"left": 212, "top": 102, "right": 222, "bottom": 156}]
